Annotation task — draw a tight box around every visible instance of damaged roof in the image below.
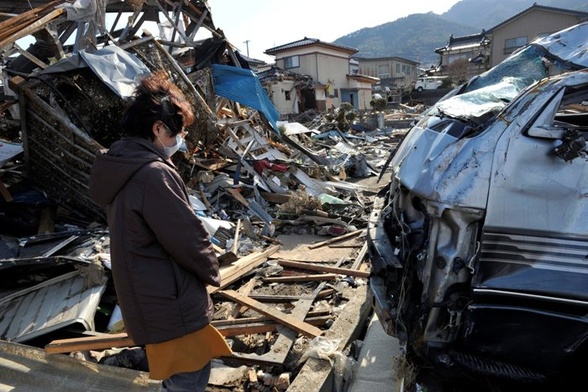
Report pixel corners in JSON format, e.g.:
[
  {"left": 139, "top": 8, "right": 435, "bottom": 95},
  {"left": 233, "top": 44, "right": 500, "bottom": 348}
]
[{"left": 265, "top": 37, "right": 358, "bottom": 55}]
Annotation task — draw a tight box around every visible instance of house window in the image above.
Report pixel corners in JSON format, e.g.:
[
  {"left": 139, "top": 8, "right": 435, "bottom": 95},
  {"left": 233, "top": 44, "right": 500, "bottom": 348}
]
[
  {"left": 396, "top": 63, "right": 400, "bottom": 73},
  {"left": 448, "top": 53, "right": 469, "bottom": 64},
  {"left": 378, "top": 64, "right": 390, "bottom": 78},
  {"left": 285, "top": 90, "right": 291, "bottom": 101},
  {"left": 504, "top": 36, "right": 527, "bottom": 54},
  {"left": 284, "top": 55, "right": 300, "bottom": 69}
]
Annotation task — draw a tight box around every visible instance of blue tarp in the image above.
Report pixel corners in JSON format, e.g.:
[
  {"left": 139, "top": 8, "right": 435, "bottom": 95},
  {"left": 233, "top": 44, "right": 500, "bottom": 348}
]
[{"left": 211, "top": 64, "right": 280, "bottom": 133}]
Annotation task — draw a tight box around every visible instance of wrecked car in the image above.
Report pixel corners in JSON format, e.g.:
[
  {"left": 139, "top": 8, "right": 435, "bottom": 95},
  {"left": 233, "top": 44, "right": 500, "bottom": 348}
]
[{"left": 368, "top": 22, "right": 588, "bottom": 387}]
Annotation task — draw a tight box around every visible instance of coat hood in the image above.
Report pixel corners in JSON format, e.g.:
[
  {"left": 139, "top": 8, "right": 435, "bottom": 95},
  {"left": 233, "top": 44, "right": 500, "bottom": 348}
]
[{"left": 89, "top": 137, "right": 172, "bottom": 206}]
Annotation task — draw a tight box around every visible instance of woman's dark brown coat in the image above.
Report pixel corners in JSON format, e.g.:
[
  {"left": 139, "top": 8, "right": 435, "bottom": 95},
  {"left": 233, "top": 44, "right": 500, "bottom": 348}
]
[{"left": 89, "top": 137, "right": 220, "bottom": 345}]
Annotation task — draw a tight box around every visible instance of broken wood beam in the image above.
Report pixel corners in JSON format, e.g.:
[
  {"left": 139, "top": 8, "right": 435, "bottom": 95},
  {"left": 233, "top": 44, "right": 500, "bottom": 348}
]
[
  {"left": 218, "top": 290, "right": 322, "bottom": 338},
  {"left": 277, "top": 259, "right": 370, "bottom": 279}
]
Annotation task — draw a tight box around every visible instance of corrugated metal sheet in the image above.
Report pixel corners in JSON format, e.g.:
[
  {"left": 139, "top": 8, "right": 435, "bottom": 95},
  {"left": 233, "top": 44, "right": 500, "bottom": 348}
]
[
  {"left": 0, "top": 264, "right": 106, "bottom": 342},
  {"left": 0, "top": 340, "right": 159, "bottom": 391}
]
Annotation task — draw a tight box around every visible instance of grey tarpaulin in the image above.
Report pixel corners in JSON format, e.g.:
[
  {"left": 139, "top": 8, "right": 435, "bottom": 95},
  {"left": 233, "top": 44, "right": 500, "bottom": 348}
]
[{"left": 212, "top": 64, "right": 280, "bottom": 133}]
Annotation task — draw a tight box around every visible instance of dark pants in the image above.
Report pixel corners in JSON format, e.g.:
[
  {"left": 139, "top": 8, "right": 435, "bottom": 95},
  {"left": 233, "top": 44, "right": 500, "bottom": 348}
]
[{"left": 161, "top": 361, "right": 211, "bottom": 392}]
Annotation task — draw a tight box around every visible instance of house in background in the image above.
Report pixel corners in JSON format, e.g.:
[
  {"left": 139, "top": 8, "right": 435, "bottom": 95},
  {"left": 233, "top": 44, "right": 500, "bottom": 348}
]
[
  {"left": 256, "top": 66, "right": 315, "bottom": 117},
  {"left": 434, "top": 31, "right": 491, "bottom": 81},
  {"left": 263, "top": 37, "right": 378, "bottom": 115},
  {"left": 241, "top": 54, "right": 269, "bottom": 72},
  {"left": 355, "top": 56, "right": 419, "bottom": 92},
  {"left": 432, "top": 4, "right": 588, "bottom": 83},
  {"left": 487, "top": 4, "right": 588, "bottom": 67}
]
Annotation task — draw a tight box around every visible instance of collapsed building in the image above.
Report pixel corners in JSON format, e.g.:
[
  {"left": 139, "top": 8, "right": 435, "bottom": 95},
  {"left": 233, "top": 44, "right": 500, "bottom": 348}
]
[{"left": 0, "top": 1, "right": 408, "bottom": 390}]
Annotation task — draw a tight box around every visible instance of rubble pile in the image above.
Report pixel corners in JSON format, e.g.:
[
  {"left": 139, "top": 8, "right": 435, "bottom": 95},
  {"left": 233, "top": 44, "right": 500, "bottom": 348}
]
[{"left": 0, "top": 1, "right": 422, "bottom": 390}]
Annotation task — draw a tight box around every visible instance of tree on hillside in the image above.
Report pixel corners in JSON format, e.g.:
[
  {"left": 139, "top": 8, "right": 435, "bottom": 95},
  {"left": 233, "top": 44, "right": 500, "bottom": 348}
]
[{"left": 446, "top": 58, "right": 470, "bottom": 85}]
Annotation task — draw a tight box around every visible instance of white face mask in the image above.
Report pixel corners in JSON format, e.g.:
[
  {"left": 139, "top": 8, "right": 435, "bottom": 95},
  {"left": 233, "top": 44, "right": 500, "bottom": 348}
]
[{"left": 157, "top": 134, "right": 182, "bottom": 158}]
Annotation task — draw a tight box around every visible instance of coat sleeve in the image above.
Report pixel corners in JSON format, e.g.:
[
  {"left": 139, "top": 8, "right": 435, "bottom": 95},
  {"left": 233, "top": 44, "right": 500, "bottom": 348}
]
[{"left": 142, "top": 163, "right": 221, "bottom": 287}]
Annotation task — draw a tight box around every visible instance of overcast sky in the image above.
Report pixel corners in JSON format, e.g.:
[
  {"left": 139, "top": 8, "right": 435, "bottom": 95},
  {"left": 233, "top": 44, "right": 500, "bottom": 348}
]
[{"left": 206, "top": 0, "right": 462, "bottom": 62}]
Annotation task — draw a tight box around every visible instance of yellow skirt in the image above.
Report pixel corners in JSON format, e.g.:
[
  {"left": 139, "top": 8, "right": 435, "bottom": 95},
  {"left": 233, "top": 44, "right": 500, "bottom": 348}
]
[{"left": 145, "top": 324, "right": 233, "bottom": 380}]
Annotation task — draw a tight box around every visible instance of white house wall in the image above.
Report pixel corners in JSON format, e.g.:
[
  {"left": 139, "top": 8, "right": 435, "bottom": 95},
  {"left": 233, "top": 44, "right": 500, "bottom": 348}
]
[{"left": 266, "top": 80, "right": 297, "bottom": 116}]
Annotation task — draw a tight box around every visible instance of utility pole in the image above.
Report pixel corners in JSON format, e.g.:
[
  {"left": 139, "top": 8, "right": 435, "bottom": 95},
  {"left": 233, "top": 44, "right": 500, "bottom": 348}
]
[{"left": 243, "top": 40, "right": 250, "bottom": 57}]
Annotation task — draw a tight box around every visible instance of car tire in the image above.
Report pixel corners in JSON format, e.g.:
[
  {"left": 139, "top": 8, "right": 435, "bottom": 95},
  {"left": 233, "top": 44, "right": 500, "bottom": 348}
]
[{"left": 417, "top": 87, "right": 423, "bottom": 92}]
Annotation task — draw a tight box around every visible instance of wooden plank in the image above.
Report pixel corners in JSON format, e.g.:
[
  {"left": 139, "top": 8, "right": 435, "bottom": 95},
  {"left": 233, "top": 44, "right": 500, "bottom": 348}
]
[
  {"left": 225, "top": 187, "right": 250, "bottom": 207},
  {"left": 351, "top": 241, "right": 369, "bottom": 270},
  {"left": 231, "top": 218, "right": 241, "bottom": 254},
  {"left": 12, "top": 42, "right": 48, "bottom": 69},
  {"left": 262, "top": 273, "right": 338, "bottom": 283},
  {"left": 218, "top": 290, "right": 322, "bottom": 338},
  {"left": 44, "top": 312, "right": 333, "bottom": 354},
  {"left": 277, "top": 259, "right": 370, "bottom": 279},
  {"left": 45, "top": 333, "right": 134, "bottom": 354},
  {"left": 208, "top": 244, "right": 281, "bottom": 294},
  {"left": 307, "top": 229, "right": 365, "bottom": 249},
  {"left": 215, "top": 316, "right": 331, "bottom": 337},
  {"left": 248, "top": 294, "right": 315, "bottom": 303},
  {"left": 288, "top": 285, "right": 371, "bottom": 392},
  {"left": 0, "top": 8, "right": 65, "bottom": 48},
  {"left": 228, "top": 277, "right": 257, "bottom": 319},
  {"left": 215, "top": 311, "right": 331, "bottom": 327}
]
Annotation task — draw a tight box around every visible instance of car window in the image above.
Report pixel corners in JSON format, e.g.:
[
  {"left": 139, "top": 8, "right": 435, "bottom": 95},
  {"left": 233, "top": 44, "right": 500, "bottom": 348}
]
[{"left": 527, "top": 84, "right": 588, "bottom": 138}]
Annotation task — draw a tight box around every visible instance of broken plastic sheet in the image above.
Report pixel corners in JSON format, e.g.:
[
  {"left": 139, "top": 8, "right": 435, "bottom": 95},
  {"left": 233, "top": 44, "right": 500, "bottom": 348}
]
[
  {"left": 212, "top": 64, "right": 280, "bottom": 133},
  {"left": 40, "top": 45, "right": 151, "bottom": 98}
]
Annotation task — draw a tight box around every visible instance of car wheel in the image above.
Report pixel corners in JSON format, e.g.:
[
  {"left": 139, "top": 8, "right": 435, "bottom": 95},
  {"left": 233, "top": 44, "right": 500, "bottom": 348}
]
[{"left": 417, "top": 87, "right": 423, "bottom": 92}]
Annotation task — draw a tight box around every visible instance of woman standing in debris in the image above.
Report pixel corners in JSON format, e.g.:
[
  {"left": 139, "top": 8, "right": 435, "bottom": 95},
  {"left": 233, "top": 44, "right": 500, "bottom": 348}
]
[{"left": 89, "top": 70, "right": 232, "bottom": 392}]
